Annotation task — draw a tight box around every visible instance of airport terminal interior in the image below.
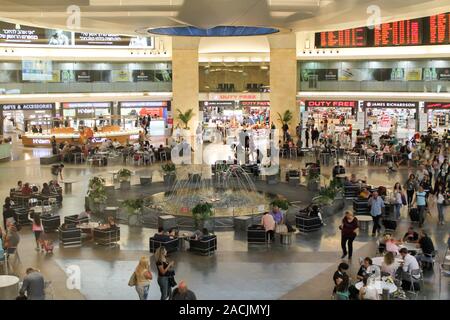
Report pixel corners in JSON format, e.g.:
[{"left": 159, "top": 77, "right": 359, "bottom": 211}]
[{"left": 0, "top": 0, "right": 449, "bottom": 301}]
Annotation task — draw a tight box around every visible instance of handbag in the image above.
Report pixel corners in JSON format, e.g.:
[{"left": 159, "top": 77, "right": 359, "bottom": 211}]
[
  {"left": 128, "top": 272, "right": 137, "bottom": 287},
  {"left": 401, "top": 193, "right": 407, "bottom": 206},
  {"left": 168, "top": 276, "right": 177, "bottom": 288}
]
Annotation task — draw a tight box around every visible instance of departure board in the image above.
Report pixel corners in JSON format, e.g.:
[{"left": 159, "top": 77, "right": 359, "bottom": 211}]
[
  {"left": 316, "top": 27, "right": 367, "bottom": 48},
  {"left": 373, "top": 18, "right": 422, "bottom": 46},
  {"left": 429, "top": 13, "right": 450, "bottom": 44}
]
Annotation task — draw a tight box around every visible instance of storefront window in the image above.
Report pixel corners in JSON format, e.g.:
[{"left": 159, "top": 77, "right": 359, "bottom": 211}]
[
  {"left": 298, "top": 59, "right": 450, "bottom": 92},
  {"left": 0, "top": 60, "right": 172, "bottom": 94},
  {"left": 199, "top": 63, "right": 270, "bottom": 93}
]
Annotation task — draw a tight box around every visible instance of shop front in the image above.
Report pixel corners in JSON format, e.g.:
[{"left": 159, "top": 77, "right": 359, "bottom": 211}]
[
  {"left": 239, "top": 101, "right": 270, "bottom": 127},
  {"left": 119, "top": 101, "right": 170, "bottom": 136},
  {"left": 425, "top": 102, "right": 450, "bottom": 133},
  {"left": 303, "top": 100, "right": 357, "bottom": 132},
  {"left": 200, "top": 100, "right": 240, "bottom": 127},
  {"left": 1, "top": 103, "right": 55, "bottom": 133},
  {"left": 363, "top": 101, "right": 418, "bottom": 141},
  {"left": 61, "top": 102, "right": 112, "bottom": 129}
]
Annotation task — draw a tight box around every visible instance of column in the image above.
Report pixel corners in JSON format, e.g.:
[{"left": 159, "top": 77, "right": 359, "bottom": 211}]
[
  {"left": 171, "top": 37, "right": 200, "bottom": 134},
  {"left": 268, "top": 34, "right": 298, "bottom": 139}
]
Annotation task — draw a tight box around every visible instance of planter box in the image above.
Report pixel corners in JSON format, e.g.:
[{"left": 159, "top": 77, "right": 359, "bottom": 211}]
[
  {"left": 188, "top": 173, "right": 202, "bottom": 183},
  {"left": 233, "top": 216, "right": 252, "bottom": 231},
  {"left": 163, "top": 173, "right": 176, "bottom": 186},
  {"left": 307, "top": 180, "right": 320, "bottom": 191},
  {"left": 158, "top": 215, "right": 177, "bottom": 231},
  {"left": 140, "top": 176, "right": 152, "bottom": 186},
  {"left": 266, "top": 174, "right": 278, "bottom": 185},
  {"left": 120, "top": 180, "right": 131, "bottom": 191},
  {"left": 247, "top": 225, "right": 266, "bottom": 244}
]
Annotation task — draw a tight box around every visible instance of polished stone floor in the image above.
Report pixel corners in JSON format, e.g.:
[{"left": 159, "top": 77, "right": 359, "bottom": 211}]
[{"left": 1, "top": 135, "right": 449, "bottom": 300}]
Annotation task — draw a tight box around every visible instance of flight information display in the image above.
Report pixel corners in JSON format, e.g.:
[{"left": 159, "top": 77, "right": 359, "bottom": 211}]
[
  {"left": 315, "top": 12, "right": 450, "bottom": 48},
  {"left": 428, "top": 13, "right": 450, "bottom": 44},
  {"left": 373, "top": 18, "right": 422, "bottom": 46},
  {"left": 316, "top": 27, "right": 367, "bottom": 48}
]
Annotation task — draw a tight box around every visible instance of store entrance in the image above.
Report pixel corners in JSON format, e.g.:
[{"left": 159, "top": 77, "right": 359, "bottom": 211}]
[{"left": 366, "top": 108, "right": 417, "bottom": 142}]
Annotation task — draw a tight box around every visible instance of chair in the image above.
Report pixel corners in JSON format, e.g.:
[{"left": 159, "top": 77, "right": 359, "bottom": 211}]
[
  {"left": 406, "top": 269, "right": 424, "bottom": 299},
  {"left": 93, "top": 227, "right": 120, "bottom": 246},
  {"left": 189, "top": 235, "right": 217, "bottom": 256},
  {"left": 58, "top": 226, "right": 82, "bottom": 248},
  {"left": 64, "top": 214, "right": 89, "bottom": 225},
  {"left": 420, "top": 250, "right": 438, "bottom": 271},
  {"left": 41, "top": 214, "right": 61, "bottom": 233},
  {"left": 247, "top": 225, "right": 267, "bottom": 244},
  {"left": 149, "top": 237, "right": 179, "bottom": 253}
]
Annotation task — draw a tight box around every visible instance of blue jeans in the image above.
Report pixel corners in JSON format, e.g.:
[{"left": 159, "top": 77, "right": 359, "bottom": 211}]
[
  {"left": 157, "top": 276, "right": 171, "bottom": 300},
  {"left": 135, "top": 284, "right": 150, "bottom": 300},
  {"left": 394, "top": 204, "right": 402, "bottom": 220}
]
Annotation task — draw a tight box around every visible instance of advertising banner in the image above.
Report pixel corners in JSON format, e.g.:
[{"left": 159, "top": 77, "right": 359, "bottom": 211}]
[
  {"left": 112, "top": 70, "right": 132, "bottom": 82},
  {"left": 405, "top": 68, "right": 423, "bottom": 81},
  {"left": 132, "top": 70, "right": 153, "bottom": 82},
  {"left": 1, "top": 103, "right": 54, "bottom": 111},
  {"left": 74, "top": 33, "right": 154, "bottom": 48},
  {"left": 22, "top": 59, "right": 53, "bottom": 81},
  {"left": 301, "top": 69, "right": 338, "bottom": 81},
  {"left": 363, "top": 101, "right": 418, "bottom": 108},
  {"left": 0, "top": 21, "right": 72, "bottom": 46}
]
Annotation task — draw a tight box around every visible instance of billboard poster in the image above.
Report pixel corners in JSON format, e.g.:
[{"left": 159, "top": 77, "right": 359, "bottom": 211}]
[
  {"left": 0, "top": 21, "right": 72, "bottom": 46},
  {"left": 75, "top": 33, "right": 154, "bottom": 48},
  {"left": 436, "top": 68, "right": 450, "bottom": 80},
  {"left": 339, "top": 68, "right": 368, "bottom": 81},
  {"left": 60, "top": 70, "right": 75, "bottom": 83},
  {"left": 132, "top": 70, "right": 153, "bottom": 82},
  {"left": 21, "top": 59, "right": 53, "bottom": 81},
  {"left": 75, "top": 70, "right": 91, "bottom": 82},
  {"left": 301, "top": 69, "right": 338, "bottom": 81}
]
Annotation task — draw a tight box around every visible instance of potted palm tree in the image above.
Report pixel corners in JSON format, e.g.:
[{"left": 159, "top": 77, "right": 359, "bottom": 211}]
[
  {"left": 161, "top": 162, "right": 176, "bottom": 186},
  {"left": 312, "top": 180, "right": 344, "bottom": 217},
  {"left": 122, "top": 198, "right": 144, "bottom": 226},
  {"left": 176, "top": 108, "right": 195, "bottom": 131},
  {"left": 86, "top": 176, "right": 107, "bottom": 214},
  {"left": 277, "top": 110, "right": 293, "bottom": 141},
  {"left": 192, "top": 202, "right": 214, "bottom": 230},
  {"left": 117, "top": 168, "right": 132, "bottom": 190}
]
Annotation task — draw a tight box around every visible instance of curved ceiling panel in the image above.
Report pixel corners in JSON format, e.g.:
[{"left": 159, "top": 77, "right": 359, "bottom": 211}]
[{"left": 149, "top": 26, "right": 279, "bottom": 37}]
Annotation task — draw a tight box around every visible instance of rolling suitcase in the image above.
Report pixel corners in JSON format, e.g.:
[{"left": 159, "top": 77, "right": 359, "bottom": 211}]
[{"left": 409, "top": 207, "right": 420, "bottom": 222}]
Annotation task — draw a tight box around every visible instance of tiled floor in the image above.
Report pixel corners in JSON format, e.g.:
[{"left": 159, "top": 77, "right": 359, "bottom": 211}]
[{"left": 1, "top": 136, "right": 448, "bottom": 300}]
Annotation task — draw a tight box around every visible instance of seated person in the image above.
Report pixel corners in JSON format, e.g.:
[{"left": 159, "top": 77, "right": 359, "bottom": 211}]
[
  {"left": 153, "top": 227, "right": 171, "bottom": 242},
  {"left": 415, "top": 230, "right": 435, "bottom": 264},
  {"left": 15, "top": 181, "right": 23, "bottom": 192},
  {"left": 384, "top": 234, "right": 401, "bottom": 256},
  {"left": 78, "top": 206, "right": 92, "bottom": 220},
  {"left": 41, "top": 183, "right": 51, "bottom": 196},
  {"left": 357, "top": 257, "right": 380, "bottom": 280},
  {"left": 358, "top": 276, "right": 379, "bottom": 300},
  {"left": 381, "top": 252, "right": 397, "bottom": 277},
  {"left": 192, "top": 228, "right": 214, "bottom": 241},
  {"left": 269, "top": 205, "right": 284, "bottom": 225},
  {"left": 349, "top": 173, "right": 359, "bottom": 184},
  {"left": 403, "top": 227, "right": 419, "bottom": 243},
  {"left": 101, "top": 216, "right": 118, "bottom": 230},
  {"left": 168, "top": 228, "right": 177, "bottom": 239},
  {"left": 359, "top": 187, "right": 371, "bottom": 199},
  {"left": 21, "top": 183, "right": 33, "bottom": 196},
  {"left": 261, "top": 211, "right": 275, "bottom": 242}
]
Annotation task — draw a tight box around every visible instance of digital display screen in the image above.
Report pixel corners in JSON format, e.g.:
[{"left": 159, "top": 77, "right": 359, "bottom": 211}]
[
  {"left": 374, "top": 18, "right": 422, "bottom": 46},
  {"left": 315, "top": 12, "right": 450, "bottom": 48},
  {"left": 428, "top": 13, "right": 450, "bottom": 44},
  {"left": 316, "top": 27, "right": 367, "bottom": 48}
]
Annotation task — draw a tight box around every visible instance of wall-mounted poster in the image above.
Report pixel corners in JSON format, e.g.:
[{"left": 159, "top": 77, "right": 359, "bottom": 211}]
[
  {"left": 75, "top": 70, "right": 91, "bottom": 82},
  {"left": 21, "top": 59, "right": 52, "bottom": 81},
  {"left": 437, "top": 68, "right": 450, "bottom": 80},
  {"left": 301, "top": 69, "right": 338, "bottom": 81},
  {"left": 405, "top": 68, "right": 423, "bottom": 81},
  {"left": 60, "top": 70, "right": 75, "bottom": 83},
  {"left": 0, "top": 70, "right": 18, "bottom": 83},
  {"left": 112, "top": 70, "right": 132, "bottom": 82},
  {"left": 132, "top": 70, "right": 153, "bottom": 82},
  {"left": 0, "top": 21, "right": 73, "bottom": 46},
  {"left": 339, "top": 68, "right": 368, "bottom": 81},
  {"left": 75, "top": 33, "right": 154, "bottom": 48}
]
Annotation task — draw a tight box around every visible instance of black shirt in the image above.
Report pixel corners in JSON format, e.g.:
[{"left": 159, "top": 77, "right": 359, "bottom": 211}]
[
  {"left": 403, "top": 231, "right": 419, "bottom": 242},
  {"left": 357, "top": 266, "right": 368, "bottom": 279},
  {"left": 419, "top": 236, "right": 435, "bottom": 255},
  {"left": 156, "top": 261, "right": 170, "bottom": 277}
]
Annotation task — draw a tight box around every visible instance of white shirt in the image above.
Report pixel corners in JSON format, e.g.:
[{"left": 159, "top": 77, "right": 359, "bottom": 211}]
[{"left": 402, "top": 254, "right": 420, "bottom": 274}]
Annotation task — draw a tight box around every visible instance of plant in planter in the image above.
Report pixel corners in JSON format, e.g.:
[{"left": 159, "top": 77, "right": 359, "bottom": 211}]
[
  {"left": 312, "top": 182, "right": 344, "bottom": 217},
  {"left": 162, "top": 162, "right": 176, "bottom": 185},
  {"left": 192, "top": 202, "right": 214, "bottom": 230},
  {"left": 87, "top": 176, "right": 107, "bottom": 214},
  {"left": 117, "top": 168, "right": 132, "bottom": 190},
  {"left": 176, "top": 108, "right": 195, "bottom": 130},
  {"left": 277, "top": 110, "right": 293, "bottom": 141},
  {"left": 122, "top": 198, "right": 144, "bottom": 226},
  {"left": 270, "top": 198, "right": 290, "bottom": 211},
  {"left": 305, "top": 169, "right": 321, "bottom": 191}
]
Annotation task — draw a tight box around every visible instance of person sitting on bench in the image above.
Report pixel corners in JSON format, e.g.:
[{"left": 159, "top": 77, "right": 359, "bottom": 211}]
[{"left": 153, "top": 227, "right": 171, "bottom": 242}]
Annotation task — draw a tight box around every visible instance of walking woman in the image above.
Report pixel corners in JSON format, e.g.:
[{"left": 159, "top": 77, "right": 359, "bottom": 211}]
[
  {"left": 133, "top": 256, "right": 152, "bottom": 300},
  {"left": 404, "top": 174, "right": 418, "bottom": 207},
  {"left": 393, "top": 182, "right": 405, "bottom": 220},
  {"left": 339, "top": 211, "right": 359, "bottom": 259},
  {"left": 435, "top": 184, "right": 447, "bottom": 225},
  {"left": 154, "top": 246, "right": 175, "bottom": 300},
  {"left": 31, "top": 212, "right": 43, "bottom": 251}
]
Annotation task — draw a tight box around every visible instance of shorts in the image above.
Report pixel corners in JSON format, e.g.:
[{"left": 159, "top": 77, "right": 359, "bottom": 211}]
[{"left": 34, "top": 230, "right": 42, "bottom": 241}]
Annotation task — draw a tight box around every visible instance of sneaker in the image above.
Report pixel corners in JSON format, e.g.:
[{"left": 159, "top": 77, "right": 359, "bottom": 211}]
[{"left": 341, "top": 254, "right": 347, "bottom": 259}]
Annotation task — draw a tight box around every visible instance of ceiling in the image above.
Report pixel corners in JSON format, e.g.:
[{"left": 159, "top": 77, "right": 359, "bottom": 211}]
[{"left": 0, "top": 0, "right": 449, "bottom": 36}]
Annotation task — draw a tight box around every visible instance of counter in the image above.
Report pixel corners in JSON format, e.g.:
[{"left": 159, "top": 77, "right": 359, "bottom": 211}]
[
  {"left": 21, "top": 129, "right": 142, "bottom": 147},
  {"left": 0, "top": 143, "right": 12, "bottom": 162}
]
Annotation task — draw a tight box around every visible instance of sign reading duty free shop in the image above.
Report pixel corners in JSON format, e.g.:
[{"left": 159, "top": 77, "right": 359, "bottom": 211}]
[
  {"left": 305, "top": 100, "right": 357, "bottom": 108},
  {"left": 363, "top": 101, "right": 419, "bottom": 108}
]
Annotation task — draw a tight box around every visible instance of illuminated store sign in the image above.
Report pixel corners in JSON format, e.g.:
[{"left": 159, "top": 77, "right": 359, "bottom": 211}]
[
  {"left": 62, "top": 102, "right": 111, "bottom": 108},
  {"left": 201, "top": 101, "right": 235, "bottom": 108},
  {"left": 425, "top": 102, "right": 450, "bottom": 110},
  {"left": 305, "top": 100, "right": 357, "bottom": 108},
  {"left": 239, "top": 101, "right": 270, "bottom": 107},
  {"left": 32, "top": 139, "right": 50, "bottom": 144},
  {"left": 1, "top": 103, "right": 54, "bottom": 110},
  {"left": 363, "top": 101, "right": 418, "bottom": 108},
  {"left": 129, "top": 134, "right": 139, "bottom": 140},
  {"left": 91, "top": 137, "right": 107, "bottom": 143},
  {"left": 120, "top": 101, "right": 169, "bottom": 108}
]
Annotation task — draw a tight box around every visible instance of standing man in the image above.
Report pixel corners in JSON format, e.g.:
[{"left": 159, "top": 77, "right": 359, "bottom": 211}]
[
  {"left": 369, "top": 191, "right": 385, "bottom": 237},
  {"left": 413, "top": 185, "right": 428, "bottom": 228},
  {"left": 305, "top": 127, "right": 310, "bottom": 148},
  {"left": 51, "top": 163, "right": 64, "bottom": 183},
  {"left": 19, "top": 268, "right": 46, "bottom": 300}
]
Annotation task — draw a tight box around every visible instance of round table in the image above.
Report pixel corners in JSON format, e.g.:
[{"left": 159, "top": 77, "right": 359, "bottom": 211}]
[
  {"left": 354, "top": 279, "right": 398, "bottom": 295},
  {"left": 355, "top": 215, "right": 372, "bottom": 231},
  {"left": 76, "top": 222, "right": 100, "bottom": 230},
  {"left": 0, "top": 275, "right": 19, "bottom": 300},
  {"left": 400, "top": 243, "right": 420, "bottom": 252}
]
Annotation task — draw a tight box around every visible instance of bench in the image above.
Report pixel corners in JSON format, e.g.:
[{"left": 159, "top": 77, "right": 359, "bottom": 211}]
[
  {"left": 40, "top": 154, "right": 61, "bottom": 165},
  {"left": 59, "top": 227, "right": 82, "bottom": 248},
  {"left": 247, "top": 225, "right": 267, "bottom": 243},
  {"left": 149, "top": 237, "right": 179, "bottom": 253},
  {"left": 189, "top": 236, "right": 217, "bottom": 256}
]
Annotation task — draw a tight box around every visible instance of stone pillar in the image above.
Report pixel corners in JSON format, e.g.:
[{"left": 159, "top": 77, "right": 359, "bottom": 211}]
[
  {"left": 268, "top": 34, "right": 298, "bottom": 138},
  {"left": 171, "top": 37, "right": 200, "bottom": 134}
]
